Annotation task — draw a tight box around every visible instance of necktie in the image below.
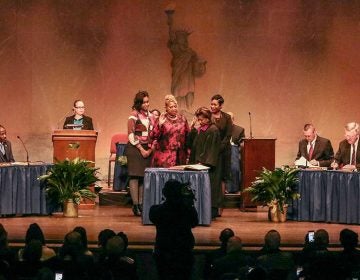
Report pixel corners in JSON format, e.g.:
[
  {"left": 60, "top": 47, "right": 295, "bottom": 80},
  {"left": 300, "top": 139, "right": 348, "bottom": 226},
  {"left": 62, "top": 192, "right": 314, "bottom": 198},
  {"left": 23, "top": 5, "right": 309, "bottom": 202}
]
[
  {"left": 351, "top": 144, "right": 356, "bottom": 165},
  {"left": 0, "top": 143, "right": 4, "bottom": 155},
  {"left": 308, "top": 143, "right": 314, "bottom": 160}
]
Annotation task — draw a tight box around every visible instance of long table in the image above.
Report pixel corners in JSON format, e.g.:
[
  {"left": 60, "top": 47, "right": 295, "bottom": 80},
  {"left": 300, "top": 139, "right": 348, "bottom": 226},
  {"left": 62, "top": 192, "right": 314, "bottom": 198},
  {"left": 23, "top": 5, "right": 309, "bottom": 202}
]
[
  {"left": 0, "top": 163, "right": 51, "bottom": 215},
  {"left": 288, "top": 169, "right": 360, "bottom": 224},
  {"left": 142, "top": 168, "right": 211, "bottom": 226}
]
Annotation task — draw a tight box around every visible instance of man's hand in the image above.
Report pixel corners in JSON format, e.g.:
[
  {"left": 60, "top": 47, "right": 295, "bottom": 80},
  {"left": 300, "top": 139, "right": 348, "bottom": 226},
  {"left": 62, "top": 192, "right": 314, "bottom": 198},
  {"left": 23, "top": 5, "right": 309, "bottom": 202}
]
[{"left": 309, "top": 159, "right": 319, "bottom": 166}]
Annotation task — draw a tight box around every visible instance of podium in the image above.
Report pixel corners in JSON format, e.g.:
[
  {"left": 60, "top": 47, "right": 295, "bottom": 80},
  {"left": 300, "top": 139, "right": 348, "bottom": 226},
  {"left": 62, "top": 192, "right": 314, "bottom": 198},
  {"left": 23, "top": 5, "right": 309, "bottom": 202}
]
[
  {"left": 52, "top": 130, "right": 98, "bottom": 209},
  {"left": 241, "top": 138, "right": 276, "bottom": 209},
  {"left": 52, "top": 130, "right": 98, "bottom": 162}
]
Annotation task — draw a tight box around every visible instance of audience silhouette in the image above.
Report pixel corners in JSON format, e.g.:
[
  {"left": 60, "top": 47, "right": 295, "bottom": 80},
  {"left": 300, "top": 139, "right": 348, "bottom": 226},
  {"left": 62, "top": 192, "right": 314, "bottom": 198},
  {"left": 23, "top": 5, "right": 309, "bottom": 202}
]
[{"left": 1, "top": 222, "right": 360, "bottom": 280}]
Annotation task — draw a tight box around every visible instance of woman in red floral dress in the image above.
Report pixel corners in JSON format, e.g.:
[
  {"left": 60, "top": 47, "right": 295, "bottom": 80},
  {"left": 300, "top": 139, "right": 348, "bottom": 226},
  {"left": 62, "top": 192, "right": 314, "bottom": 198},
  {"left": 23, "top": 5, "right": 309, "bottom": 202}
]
[{"left": 151, "top": 95, "right": 190, "bottom": 167}]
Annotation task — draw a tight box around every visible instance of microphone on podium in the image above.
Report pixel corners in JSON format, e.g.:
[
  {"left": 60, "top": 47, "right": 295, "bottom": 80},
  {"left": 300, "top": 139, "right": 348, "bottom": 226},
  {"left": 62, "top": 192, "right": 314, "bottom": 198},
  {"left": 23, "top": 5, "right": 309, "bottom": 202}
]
[
  {"left": 56, "top": 110, "right": 73, "bottom": 129},
  {"left": 248, "top": 112, "right": 253, "bottom": 139},
  {"left": 17, "top": 136, "right": 30, "bottom": 165}
]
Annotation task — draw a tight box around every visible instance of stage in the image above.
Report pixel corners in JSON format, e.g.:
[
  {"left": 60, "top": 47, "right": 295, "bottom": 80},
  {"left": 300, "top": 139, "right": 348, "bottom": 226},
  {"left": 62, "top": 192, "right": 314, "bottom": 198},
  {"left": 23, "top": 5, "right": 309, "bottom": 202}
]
[{"left": 2, "top": 204, "right": 360, "bottom": 250}]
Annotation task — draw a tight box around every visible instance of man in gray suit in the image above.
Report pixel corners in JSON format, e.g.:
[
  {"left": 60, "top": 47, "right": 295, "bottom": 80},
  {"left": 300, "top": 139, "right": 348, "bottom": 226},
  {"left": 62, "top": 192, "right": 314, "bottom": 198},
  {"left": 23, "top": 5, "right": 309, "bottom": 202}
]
[
  {"left": 0, "top": 125, "right": 15, "bottom": 163},
  {"left": 295, "top": 124, "right": 334, "bottom": 167},
  {"left": 332, "top": 122, "right": 360, "bottom": 170}
]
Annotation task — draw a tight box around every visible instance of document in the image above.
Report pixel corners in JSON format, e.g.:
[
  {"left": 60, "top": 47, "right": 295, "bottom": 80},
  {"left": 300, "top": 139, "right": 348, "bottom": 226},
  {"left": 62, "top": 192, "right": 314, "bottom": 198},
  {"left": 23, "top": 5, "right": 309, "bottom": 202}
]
[
  {"left": 168, "top": 163, "right": 210, "bottom": 171},
  {"left": 294, "top": 156, "right": 317, "bottom": 168}
]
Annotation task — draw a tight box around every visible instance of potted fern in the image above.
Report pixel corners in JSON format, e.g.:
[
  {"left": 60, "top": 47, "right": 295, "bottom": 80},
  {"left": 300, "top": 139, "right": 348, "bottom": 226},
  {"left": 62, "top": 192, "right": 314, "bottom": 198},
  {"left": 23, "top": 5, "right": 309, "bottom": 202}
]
[
  {"left": 244, "top": 166, "right": 300, "bottom": 222},
  {"left": 39, "top": 157, "right": 99, "bottom": 217}
]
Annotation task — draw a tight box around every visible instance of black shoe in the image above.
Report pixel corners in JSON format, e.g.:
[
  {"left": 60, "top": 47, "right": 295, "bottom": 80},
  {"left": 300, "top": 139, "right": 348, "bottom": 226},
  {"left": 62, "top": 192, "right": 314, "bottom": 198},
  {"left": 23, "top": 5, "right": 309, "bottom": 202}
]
[
  {"left": 138, "top": 204, "right": 143, "bottom": 212},
  {"left": 132, "top": 205, "right": 141, "bottom": 216}
]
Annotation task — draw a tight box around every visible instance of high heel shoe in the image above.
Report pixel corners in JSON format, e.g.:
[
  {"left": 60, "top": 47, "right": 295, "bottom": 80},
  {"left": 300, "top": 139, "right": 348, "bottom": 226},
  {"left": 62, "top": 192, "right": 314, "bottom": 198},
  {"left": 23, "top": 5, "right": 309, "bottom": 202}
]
[{"left": 132, "top": 205, "right": 142, "bottom": 216}]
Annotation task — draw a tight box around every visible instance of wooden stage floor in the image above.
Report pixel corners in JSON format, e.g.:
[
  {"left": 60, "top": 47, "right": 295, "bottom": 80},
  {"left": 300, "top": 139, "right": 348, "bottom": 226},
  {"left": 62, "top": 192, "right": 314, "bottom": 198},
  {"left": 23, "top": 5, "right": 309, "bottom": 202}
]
[{"left": 2, "top": 205, "right": 360, "bottom": 250}]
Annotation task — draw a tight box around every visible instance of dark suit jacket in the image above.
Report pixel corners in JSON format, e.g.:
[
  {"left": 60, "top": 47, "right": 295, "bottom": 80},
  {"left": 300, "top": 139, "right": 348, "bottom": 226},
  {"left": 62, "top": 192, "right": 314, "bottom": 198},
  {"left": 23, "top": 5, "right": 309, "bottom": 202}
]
[
  {"left": 0, "top": 140, "right": 15, "bottom": 162},
  {"left": 296, "top": 136, "right": 334, "bottom": 167},
  {"left": 335, "top": 139, "right": 360, "bottom": 169},
  {"left": 63, "top": 115, "right": 94, "bottom": 130},
  {"left": 231, "top": 125, "right": 245, "bottom": 146}
]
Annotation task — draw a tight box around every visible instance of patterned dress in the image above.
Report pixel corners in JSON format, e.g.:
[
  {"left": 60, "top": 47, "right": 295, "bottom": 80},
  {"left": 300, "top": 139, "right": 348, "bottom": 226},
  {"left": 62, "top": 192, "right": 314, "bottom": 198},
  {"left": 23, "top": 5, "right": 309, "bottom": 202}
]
[{"left": 151, "top": 114, "right": 189, "bottom": 168}]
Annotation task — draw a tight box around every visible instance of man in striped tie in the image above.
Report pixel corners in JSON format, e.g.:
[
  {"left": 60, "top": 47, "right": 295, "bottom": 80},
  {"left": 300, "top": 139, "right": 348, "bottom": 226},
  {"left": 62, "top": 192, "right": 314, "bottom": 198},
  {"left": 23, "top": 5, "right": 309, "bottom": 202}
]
[
  {"left": 332, "top": 122, "right": 360, "bottom": 171},
  {"left": 295, "top": 123, "right": 334, "bottom": 167}
]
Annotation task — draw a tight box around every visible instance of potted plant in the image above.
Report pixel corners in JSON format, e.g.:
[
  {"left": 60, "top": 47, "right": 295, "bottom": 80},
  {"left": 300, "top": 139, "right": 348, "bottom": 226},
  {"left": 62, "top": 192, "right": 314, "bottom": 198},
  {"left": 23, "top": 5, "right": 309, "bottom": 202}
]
[
  {"left": 39, "top": 157, "right": 99, "bottom": 217},
  {"left": 244, "top": 166, "right": 300, "bottom": 222}
]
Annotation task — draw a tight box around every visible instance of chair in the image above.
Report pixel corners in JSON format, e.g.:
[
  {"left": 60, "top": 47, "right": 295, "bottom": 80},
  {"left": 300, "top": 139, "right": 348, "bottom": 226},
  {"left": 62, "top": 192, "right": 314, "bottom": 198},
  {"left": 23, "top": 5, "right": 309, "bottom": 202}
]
[{"left": 108, "top": 133, "right": 128, "bottom": 186}]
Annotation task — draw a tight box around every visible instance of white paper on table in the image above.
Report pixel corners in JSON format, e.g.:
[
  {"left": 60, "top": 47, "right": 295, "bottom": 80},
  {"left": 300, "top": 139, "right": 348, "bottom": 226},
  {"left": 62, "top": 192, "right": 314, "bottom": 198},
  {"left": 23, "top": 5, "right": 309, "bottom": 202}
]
[{"left": 294, "top": 156, "right": 317, "bottom": 168}]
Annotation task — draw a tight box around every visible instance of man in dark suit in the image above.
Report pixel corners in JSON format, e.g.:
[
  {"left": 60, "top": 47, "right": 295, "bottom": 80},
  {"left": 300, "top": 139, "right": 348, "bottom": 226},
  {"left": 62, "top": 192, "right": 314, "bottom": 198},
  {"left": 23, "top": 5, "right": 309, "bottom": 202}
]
[
  {"left": 295, "top": 124, "right": 334, "bottom": 167},
  {"left": 0, "top": 125, "right": 15, "bottom": 163},
  {"left": 332, "top": 122, "right": 360, "bottom": 170},
  {"left": 226, "top": 112, "right": 245, "bottom": 193}
]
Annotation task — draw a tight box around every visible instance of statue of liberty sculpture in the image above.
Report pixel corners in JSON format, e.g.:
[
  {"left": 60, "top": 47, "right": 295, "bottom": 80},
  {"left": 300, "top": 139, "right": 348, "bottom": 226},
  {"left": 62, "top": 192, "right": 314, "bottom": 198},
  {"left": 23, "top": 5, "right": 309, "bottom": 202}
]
[{"left": 165, "top": 7, "right": 207, "bottom": 109}]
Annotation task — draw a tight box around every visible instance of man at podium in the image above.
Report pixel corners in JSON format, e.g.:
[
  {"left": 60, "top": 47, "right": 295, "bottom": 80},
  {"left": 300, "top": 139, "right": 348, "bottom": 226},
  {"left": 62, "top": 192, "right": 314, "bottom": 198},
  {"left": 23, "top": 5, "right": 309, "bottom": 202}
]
[{"left": 63, "top": 100, "right": 94, "bottom": 130}]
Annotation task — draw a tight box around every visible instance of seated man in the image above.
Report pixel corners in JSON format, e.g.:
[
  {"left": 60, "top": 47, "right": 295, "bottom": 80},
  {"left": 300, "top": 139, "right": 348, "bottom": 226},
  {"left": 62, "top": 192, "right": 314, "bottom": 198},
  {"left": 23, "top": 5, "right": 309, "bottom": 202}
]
[
  {"left": 295, "top": 124, "right": 334, "bottom": 167},
  {"left": 332, "top": 122, "right": 360, "bottom": 170},
  {"left": 0, "top": 125, "right": 15, "bottom": 163}
]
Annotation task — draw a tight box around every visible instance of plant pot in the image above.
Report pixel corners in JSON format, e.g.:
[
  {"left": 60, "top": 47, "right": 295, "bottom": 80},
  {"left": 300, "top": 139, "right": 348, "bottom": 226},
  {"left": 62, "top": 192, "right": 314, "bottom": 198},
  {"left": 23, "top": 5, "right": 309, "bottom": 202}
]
[
  {"left": 63, "top": 200, "right": 78, "bottom": 217},
  {"left": 269, "top": 204, "right": 288, "bottom": 222}
]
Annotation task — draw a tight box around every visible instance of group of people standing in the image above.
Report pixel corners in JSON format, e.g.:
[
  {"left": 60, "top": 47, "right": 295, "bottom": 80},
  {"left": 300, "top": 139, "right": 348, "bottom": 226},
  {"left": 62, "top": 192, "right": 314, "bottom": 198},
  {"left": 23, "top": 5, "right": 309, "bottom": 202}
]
[{"left": 124, "top": 91, "right": 235, "bottom": 219}]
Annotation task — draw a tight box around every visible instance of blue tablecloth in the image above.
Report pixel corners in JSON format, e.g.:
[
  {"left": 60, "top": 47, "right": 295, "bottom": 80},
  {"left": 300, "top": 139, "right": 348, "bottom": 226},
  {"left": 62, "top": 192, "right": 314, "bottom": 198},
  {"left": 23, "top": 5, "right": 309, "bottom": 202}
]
[
  {"left": 113, "top": 143, "right": 128, "bottom": 191},
  {"left": 0, "top": 163, "right": 51, "bottom": 215},
  {"left": 288, "top": 170, "right": 360, "bottom": 224},
  {"left": 225, "top": 145, "right": 241, "bottom": 193},
  {"left": 142, "top": 168, "right": 211, "bottom": 225}
]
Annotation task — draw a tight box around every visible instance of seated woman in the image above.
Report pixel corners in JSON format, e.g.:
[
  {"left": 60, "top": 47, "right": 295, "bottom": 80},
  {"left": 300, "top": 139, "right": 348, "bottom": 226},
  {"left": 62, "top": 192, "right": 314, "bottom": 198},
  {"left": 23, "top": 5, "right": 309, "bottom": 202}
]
[
  {"left": 63, "top": 100, "right": 94, "bottom": 130},
  {"left": 18, "top": 223, "right": 56, "bottom": 262},
  {"left": 151, "top": 95, "right": 189, "bottom": 167}
]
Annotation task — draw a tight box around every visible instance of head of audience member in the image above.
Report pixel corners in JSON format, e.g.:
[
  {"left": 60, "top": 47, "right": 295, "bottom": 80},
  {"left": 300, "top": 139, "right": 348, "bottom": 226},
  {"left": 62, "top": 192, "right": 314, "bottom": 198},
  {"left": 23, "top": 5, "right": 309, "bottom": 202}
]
[
  {"left": 23, "top": 239, "right": 43, "bottom": 264},
  {"left": 73, "top": 100, "right": 86, "bottom": 119},
  {"left": 61, "top": 231, "right": 84, "bottom": 258},
  {"left": 73, "top": 226, "right": 89, "bottom": 249},
  {"left": 162, "top": 179, "right": 188, "bottom": 206},
  {"left": 98, "top": 229, "right": 116, "bottom": 248},
  {"left": 303, "top": 124, "right": 317, "bottom": 143},
  {"left": 210, "top": 94, "right": 224, "bottom": 114},
  {"left": 0, "top": 125, "right": 7, "bottom": 143},
  {"left": 117, "top": 231, "right": 129, "bottom": 252},
  {"left": 25, "top": 223, "right": 46, "bottom": 246},
  {"left": 106, "top": 236, "right": 125, "bottom": 259},
  {"left": 314, "top": 229, "right": 329, "bottom": 249},
  {"left": 344, "top": 122, "right": 359, "bottom": 145},
  {"left": 132, "top": 91, "right": 150, "bottom": 112},
  {"left": 226, "top": 236, "right": 243, "bottom": 253},
  {"left": 264, "top": 230, "right": 281, "bottom": 252},
  {"left": 0, "top": 224, "right": 8, "bottom": 249},
  {"left": 219, "top": 228, "right": 235, "bottom": 249},
  {"left": 150, "top": 109, "right": 161, "bottom": 119},
  {"left": 339, "top": 228, "right": 358, "bottom": 251},
  {"left": 195, "top": 107, "right": 212, "bottom": 127},
  {"left": 164, "top": 94, "right": 178, "bottom": 117}
]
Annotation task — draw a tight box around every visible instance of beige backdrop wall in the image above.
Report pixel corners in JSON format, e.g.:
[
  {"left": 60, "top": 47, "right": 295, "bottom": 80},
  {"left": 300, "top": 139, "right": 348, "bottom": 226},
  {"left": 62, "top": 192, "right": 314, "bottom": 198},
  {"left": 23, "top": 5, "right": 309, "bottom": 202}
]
[{"left": 1, "top": 1, "right": 359, "bottom": 180}]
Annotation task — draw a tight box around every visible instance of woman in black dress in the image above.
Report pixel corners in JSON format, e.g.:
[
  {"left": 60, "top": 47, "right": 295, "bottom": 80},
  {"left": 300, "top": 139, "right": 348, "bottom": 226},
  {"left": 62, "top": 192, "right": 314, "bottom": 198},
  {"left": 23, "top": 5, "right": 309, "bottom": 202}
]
[{"left": 188, "top": 107, "right": 221, "bottom": 219}]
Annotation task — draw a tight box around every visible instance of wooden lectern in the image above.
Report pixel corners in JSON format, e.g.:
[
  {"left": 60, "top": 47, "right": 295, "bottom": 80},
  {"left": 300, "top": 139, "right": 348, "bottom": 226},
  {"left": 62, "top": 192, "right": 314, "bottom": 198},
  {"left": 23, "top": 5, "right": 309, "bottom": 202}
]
[
  {"left": 52, "top": 130, "right": 98, "bottom": 162},
  {"left": 52, "top": 129, "right": 98, "bottom": 209},
  {"left": 241, "top": 138, "right": 276, "bottom": 209}
]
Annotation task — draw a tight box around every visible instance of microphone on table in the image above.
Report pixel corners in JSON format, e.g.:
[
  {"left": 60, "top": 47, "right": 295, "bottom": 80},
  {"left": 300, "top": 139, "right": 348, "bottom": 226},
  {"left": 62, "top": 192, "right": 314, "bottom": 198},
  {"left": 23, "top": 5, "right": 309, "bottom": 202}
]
[
  {"left": 17, "top": 136, "right": 29, "bottom": 166},
  {"left": 248, "top": 112, "right": 253, "bottom": 139}
]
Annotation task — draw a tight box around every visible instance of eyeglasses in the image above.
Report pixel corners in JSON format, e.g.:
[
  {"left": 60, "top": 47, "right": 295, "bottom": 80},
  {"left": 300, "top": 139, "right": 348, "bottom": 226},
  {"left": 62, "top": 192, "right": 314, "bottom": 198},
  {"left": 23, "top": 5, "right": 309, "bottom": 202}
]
[{"left": 75, "top": 106, "right": 85, "bottom": 109}]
